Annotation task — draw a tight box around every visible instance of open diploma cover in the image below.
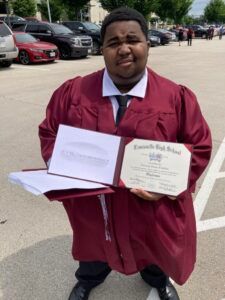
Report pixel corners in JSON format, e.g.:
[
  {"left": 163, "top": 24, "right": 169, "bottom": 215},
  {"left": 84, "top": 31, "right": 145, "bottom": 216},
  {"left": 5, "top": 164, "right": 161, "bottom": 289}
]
[{"left": 48, "top": 125, "right": 192, "bottom": 196}]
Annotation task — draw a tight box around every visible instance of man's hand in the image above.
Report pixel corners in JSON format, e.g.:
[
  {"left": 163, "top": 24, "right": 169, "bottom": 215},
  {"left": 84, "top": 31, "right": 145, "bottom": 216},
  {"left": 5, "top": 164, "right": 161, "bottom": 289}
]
[{"left": 130, "top": 188, "right": 176, "bottom": 201}]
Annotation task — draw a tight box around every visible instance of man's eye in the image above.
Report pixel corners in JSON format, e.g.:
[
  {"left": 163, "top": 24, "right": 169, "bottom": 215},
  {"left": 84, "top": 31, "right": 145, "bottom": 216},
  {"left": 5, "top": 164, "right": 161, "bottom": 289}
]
[
  {"left": 128, "top": 39, "right": 139, "bottom": 44},
  {"left": 107, "top": 42, "right": 119, "bottom": 47}
]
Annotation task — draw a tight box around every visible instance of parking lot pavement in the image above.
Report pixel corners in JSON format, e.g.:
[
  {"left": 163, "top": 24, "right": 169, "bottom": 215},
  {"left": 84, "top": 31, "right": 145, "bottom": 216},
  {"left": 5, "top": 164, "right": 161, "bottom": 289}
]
[{"left": 1, "top": 38, "right": 225, "bottom": 300}]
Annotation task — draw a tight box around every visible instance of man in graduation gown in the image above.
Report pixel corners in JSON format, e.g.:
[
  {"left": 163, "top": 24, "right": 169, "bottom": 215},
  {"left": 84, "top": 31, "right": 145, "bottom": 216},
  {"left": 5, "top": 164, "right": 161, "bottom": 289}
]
[{"left": 39, "top": 7, "right": 212, "bottom": 300}]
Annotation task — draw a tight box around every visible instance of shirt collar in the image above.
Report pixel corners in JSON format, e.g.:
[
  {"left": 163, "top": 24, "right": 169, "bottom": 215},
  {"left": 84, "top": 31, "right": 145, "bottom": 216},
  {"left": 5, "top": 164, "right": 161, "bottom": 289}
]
[{"left": 102, "top": 68, "right": 148, "bottom": 98}]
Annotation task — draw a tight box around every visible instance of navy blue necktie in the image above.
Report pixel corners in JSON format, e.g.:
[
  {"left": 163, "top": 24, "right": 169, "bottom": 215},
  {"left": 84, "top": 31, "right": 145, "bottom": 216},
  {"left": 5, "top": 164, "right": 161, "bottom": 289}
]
[{"left": 115, "top": 95, "right": 130, "bottom": 126}]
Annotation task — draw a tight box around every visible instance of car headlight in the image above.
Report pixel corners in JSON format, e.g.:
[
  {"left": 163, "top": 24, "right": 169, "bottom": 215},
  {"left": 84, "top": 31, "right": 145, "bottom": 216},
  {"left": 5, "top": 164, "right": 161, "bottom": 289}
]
[
  {"left": 70, "top": 38, "right": 81, "bottom": 46},
  {"left": 30, "top": 48, "right": 44, "bottom": 53}
]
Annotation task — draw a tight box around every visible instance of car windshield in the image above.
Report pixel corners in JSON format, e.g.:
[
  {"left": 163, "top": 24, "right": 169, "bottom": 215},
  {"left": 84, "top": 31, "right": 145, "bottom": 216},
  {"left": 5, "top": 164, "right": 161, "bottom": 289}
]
[
  {"left": 15, "top": 33, "right": 37, "bottom": 43},
  {"left": 83, "top": 22, "right": 100, "bottom": 31},
  {"left": 50, "top": 23, "right": 73, "bottom": 34}
]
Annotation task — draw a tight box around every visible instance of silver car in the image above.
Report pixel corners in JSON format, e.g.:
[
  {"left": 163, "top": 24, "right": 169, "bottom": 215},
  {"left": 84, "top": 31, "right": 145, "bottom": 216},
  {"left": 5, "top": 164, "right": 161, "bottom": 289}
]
[{"left": 0, "top": 21, "right": 18, "bottom": 67}]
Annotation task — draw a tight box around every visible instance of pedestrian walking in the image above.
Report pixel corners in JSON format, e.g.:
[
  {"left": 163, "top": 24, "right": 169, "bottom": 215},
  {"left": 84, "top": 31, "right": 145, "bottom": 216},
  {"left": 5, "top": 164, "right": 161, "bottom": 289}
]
[
  {"left": 219, "top": 26, "right": 223, "bottom": 39},
  {"left": 209, "top": 26, "right": 214, "bottom": 40},
  {"left": 178, "top": 28, "right": 184, "bottom": 46},
  {"left": 187, "top": 28, "right": 193, "bottom": 46},
  {"left": 39, "top": 7, "right": 212, "bottom": 300}
]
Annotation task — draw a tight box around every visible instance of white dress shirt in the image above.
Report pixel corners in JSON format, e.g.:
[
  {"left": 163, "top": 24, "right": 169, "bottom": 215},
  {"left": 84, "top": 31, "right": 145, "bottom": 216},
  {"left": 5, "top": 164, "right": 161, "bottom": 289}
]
[{"left": 102, "top": 68, "right": 148, "bottom": 121}]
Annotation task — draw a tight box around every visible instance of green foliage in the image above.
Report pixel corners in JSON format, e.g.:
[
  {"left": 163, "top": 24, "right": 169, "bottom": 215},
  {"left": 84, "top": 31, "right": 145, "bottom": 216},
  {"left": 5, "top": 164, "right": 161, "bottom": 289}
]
[
  {"left": 12, "top": 0, "right": 36, "bottom": 17},
  {"left": 183, "top": 14, "right": 206, "bottom": 25},
  {"left": 100, "top": 0, "right": 134, "bottom": 13},
  {"left": 133, "top": 0, "right": 156, "bottom": 18},
  {"left": 37, "top": 0, "right": 64, "bottom": 22},
  {"left": 154, "top": 0, "right": 193, "bottom": 24},
  {"left": 99, "top": 0, "right": 156, "bottom": 18},
  {"left": 63, "top": 0, "right": 90, "bottom": 20},
  {"left": 204, "top": 0, "right": 225, "bottom": 23}
]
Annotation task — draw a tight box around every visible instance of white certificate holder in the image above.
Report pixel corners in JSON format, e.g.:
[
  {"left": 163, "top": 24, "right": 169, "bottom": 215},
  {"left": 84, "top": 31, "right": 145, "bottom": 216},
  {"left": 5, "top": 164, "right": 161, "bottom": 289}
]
[{"left": 48, "top": 124, "right": 125, "bottom": 186}]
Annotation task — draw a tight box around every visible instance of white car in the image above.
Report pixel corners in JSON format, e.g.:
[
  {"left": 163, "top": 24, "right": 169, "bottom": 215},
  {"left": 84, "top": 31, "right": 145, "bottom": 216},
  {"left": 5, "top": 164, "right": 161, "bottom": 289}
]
[{"left": 0, "top": 21, "right": 18, "bottom": 67}]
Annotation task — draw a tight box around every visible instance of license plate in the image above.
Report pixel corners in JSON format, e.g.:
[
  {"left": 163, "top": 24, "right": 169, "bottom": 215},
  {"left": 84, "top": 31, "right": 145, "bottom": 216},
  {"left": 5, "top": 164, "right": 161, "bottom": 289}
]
[
  {"left": 88, "top": 49, "right": 91, "bottom": 54},
  {"left": 49, "top": 52, "right": 55, "bottom": 57}
]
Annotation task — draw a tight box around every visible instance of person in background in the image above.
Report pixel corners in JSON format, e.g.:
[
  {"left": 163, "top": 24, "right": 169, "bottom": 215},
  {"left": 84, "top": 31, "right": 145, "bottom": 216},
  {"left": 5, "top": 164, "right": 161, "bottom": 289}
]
[
  {"left": 39, "top": 7, "right": 212, "bottom": 300},
  {"left": 187, "top": 28, "right": 193, "bottom": 46},
  {"left": 209, "top": 26, "right": 214, "bottom": 40},
  {"left": 178, "top": 28, "right": 184, "bottom": 46},
  {"left": 219, "top": 26, "right": 223, "bottom": 39}
]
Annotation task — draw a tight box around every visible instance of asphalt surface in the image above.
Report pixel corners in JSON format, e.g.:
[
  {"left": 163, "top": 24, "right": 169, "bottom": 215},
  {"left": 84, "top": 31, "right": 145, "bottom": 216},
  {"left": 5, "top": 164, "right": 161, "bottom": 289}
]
[{"left": 1, "top": 37, "right": 225, "bottom": 300}]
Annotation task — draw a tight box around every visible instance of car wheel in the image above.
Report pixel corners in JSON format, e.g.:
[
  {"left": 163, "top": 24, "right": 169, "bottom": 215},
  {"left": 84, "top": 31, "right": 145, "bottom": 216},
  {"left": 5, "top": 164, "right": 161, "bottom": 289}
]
[
  {"left": 60, "top": 46, "right": 71, "bottom": 59},
  {"left": 0, "top": 60, "right": 12, "bottom": 67},
  {"left": 92, "top": 41, "right": 100, "bottom": 55},
  {"left": 19, "top": 50, "right": 30, "bottom": 65}
]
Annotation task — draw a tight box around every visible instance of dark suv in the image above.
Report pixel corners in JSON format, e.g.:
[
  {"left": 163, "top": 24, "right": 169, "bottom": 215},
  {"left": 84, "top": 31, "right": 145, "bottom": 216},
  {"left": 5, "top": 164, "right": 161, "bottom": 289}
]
[
  {"left": 187, "top": 25, "right": 208, "bottom": 38},
  {"left": 13, "top": 22, "right": 92, "bottom": 59},
  {"left": 62, "top": 21, "right": 101, "bottom": 55}
]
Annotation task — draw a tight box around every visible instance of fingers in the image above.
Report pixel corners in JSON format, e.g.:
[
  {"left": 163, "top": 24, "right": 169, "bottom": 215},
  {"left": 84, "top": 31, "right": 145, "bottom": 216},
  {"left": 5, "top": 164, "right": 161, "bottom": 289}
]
[
  {"left": 130, "top": 189, "right": 177, "bottom": 201},
  {"left": 130, "top": 189, "right": 164, "bottom": 201}
]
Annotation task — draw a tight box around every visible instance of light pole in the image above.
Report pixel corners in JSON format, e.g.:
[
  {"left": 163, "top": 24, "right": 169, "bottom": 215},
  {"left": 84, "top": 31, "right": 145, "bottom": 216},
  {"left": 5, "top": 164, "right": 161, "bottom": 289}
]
[{"left": 46, "top": 0, "right": 52, "bottom": 23}]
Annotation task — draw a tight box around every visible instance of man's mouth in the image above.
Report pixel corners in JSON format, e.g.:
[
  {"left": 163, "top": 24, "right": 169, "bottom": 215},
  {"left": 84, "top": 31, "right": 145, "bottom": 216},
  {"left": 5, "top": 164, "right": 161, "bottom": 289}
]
[{"left": 117, "top": 58, "right": 134, "bottom": 66}]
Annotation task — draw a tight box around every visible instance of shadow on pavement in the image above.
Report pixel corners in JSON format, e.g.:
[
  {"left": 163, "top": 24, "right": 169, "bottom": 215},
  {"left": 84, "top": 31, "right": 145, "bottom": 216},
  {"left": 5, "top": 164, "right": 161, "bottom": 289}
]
[
  {"left": 0, "top": 235, "right": 75, "bottom": 300},
  {"left": 0, "top": 235, "right": 151, "bottom": 300}
]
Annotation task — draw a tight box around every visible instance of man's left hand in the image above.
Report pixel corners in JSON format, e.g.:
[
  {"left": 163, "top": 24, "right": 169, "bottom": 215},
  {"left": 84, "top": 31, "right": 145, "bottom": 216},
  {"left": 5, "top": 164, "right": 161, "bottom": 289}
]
[{"left": 130, "top": 189, "right": 176, "bottom": 201}]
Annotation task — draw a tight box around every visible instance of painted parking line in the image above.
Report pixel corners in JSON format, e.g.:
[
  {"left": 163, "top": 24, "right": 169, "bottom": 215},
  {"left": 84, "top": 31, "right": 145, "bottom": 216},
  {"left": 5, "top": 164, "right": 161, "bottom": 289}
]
[
  {"left": 146, "top": 137, "right": 225, "bottom": 299},
  {"left": 194, "top": 136, "right": 225, "bottom": 232},
  {"left": 146, "top": 279, "right": 175, "bottom": 299},
  {"left": 146, "top": 288, "right": 160, "bottom": 300}
]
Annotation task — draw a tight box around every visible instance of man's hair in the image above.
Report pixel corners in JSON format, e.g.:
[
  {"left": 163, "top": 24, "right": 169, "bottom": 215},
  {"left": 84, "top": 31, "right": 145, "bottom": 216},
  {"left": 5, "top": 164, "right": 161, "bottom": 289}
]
[{"left": 100, "top": 7, "right": 148, "bottom": 43}]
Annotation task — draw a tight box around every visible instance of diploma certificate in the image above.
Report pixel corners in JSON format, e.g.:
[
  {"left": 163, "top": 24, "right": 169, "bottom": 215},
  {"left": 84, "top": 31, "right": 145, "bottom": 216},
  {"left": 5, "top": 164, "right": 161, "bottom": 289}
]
[
  {"left": 120, "top": 139, "right": 192, "bottom": 196},
  {"left": 49, "top": 125, "right": 192, "bottom": 196}
]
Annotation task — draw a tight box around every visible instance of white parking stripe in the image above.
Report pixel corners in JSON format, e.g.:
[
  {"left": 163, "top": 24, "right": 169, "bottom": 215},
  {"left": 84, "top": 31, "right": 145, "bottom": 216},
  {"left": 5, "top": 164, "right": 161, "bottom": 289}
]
[
  {"left": 194, "top": 137, "right": 225, "bottom": 221},
  {"left": 146, "top": 288, "right": 160, "bottom": 300},
  {"left": 197, "top": 216, "right": 225, "bottom": 232},
  {"left": 146, "top": 279, "right": 174, "bottom": 299}
]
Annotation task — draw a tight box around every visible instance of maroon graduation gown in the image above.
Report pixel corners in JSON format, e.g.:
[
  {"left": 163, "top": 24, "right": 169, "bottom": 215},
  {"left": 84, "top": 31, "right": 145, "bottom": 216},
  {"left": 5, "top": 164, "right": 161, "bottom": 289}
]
[{"left": 39, "top": 68, "right": 212, "bottom": 285}]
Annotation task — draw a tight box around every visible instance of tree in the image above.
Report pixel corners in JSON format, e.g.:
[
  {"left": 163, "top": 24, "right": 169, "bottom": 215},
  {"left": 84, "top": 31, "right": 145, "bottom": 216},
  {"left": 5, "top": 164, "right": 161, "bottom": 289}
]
[
  {"left": 133, "top": 0, "right": 157, "bottom": 19},
  {"left": 37, "top": 0, "right": 64, "bottom": 22},
  {"left": 63, "top": 0, "right": 90, "bottom": 20},
  {"left": 100, "top": 0, "right": 134, "bottom": 13},
  {"left": 204, "top": 0, "right": 225, "bottom": 23},
  {"left": 99, "top": 0, "right": 156, "bottom": 18},
  {"left": 12, "top": 0, "right": 36, "bottom": 17},
  {"left": 154, "top": 0, "right": 193, "bottom": 24}
]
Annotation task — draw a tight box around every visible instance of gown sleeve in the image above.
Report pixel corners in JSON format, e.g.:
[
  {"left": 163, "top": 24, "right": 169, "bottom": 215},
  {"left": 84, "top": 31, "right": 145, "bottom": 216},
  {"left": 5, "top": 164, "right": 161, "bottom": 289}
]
[
  {"left": 177, "top": 86, "right": 212, "bottom": 190},
  {"left": 39, "top": 78, "right": 79, "bottom": 163}
]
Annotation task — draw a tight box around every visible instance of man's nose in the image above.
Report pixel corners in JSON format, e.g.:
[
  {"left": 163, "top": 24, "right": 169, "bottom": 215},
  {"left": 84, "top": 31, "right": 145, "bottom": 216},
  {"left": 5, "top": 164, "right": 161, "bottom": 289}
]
[{"left": 118, "top": 43, "right": 131, "bottom": 55}]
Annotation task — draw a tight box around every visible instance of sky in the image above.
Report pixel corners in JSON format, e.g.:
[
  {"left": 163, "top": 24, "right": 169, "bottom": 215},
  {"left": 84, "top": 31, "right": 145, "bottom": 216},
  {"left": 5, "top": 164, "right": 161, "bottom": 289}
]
[{"left": 189, "top": 0, "right": 211, "bottom": 16}]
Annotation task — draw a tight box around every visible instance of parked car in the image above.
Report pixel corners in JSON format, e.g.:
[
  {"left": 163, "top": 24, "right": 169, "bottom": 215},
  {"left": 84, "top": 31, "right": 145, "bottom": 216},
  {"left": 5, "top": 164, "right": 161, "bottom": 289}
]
[
  {"left": 148, "top": 29, "right": 170, "bottom": 45},
  {"left": 0, "top": 21, "right": 18, "bottom": 67},
  {"left": 187, "top": 25, "right": 208, "bottom": 38},
  {"left": 169, "top": 28, "right": 188, "bottom": 41},
  {"left": 0, "top": 15, "right": 25, "bottom": 27},
  {"left": 13, "top": 32, "right": 59, "bottom": 65},
  {"left": 148, "top": 32, "right": 161, "bottom": 47},
  {"left": 155, "top": 28, "right": 176, "bottom": 41},
  {"left": 62, "top": 21, "right": 101, "bottom": 55},
  {"left": 12, "top": 21, "right": 93, "bottom": 59}
]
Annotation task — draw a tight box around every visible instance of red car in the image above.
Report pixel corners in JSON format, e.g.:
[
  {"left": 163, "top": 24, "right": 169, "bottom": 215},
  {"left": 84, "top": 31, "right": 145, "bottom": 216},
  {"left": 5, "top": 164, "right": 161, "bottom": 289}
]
[{"left": 13, "top": 32, "right": 59, "bottom": 64}]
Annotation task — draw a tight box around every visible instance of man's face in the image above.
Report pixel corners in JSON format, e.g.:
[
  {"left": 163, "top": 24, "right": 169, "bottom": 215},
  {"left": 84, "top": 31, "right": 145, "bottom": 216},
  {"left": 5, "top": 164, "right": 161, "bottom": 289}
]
[{"left": 102, "top": 20, "right": 149, "bottom": 88}]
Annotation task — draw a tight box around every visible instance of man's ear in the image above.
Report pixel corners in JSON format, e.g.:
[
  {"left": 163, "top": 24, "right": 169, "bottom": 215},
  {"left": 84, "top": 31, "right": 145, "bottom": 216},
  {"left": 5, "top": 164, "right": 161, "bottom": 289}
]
[{"left": 147, "top": 40, "right": 151, "bottom": 49}]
